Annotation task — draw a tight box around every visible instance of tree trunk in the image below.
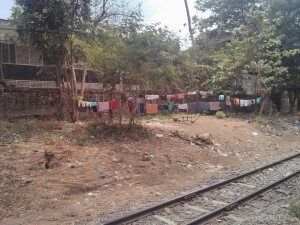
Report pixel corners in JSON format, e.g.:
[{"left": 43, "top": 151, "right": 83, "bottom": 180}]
[
  {"left": 70, "top": 65, "right": 78, "bottom": 122},
  {"left": 259, "top": 95, "right": 269, "bottom": 116},
  {"left": 118, "top": 72, "right": 124, "bottom": 127},
  {"left": 289, "top": 91, "right": 298, "bottom": 115},
  {"left": 80, "top": 62, "right": 88, "bottom": 97}
]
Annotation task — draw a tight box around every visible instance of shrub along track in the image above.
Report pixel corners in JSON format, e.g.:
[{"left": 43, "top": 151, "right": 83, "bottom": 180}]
[{"left": 102, "top": 152, "right": 300, "bottom": 225}]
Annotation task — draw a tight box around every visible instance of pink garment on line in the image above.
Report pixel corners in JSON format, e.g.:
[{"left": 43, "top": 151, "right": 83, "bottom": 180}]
[
  {"left": 97, "top": 101, "right": 110, "bottom": 112},
  {"left": 166, "top": 94, "right": 177, "bottom": 99}
]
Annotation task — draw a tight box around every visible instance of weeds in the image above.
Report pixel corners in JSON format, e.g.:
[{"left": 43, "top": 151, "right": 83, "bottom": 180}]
[
  {"left": 0, "top": 120, "right": 36, "bottom": 142},
  {"left": 290, "top": 203, "right": 300, "bottom": 218},
  {"left": 215, "top": 111, "right": 226, "bottom": 119},
  {"left": 0, "top": 119, "right": 151, "bottom": 146},
  {"left": 86, "top": 121, "right": 150, "bottom": 141}
]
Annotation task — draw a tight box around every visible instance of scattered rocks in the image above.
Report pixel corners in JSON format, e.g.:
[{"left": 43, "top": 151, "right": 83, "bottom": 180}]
[
  {"left": 155, "top": 134, "right": 164, "bottom": 138},
  {"left": 192, "top": 133, "right": 214, "bottom": 145},
  {"left": 275, "top": 189, "right": 291, "bottom": 196},
  {"left": 67, "top": 163, "right": 75, "bottom": 168},
  {"left": 141, "top": 153, "right": 153, "bottom": 161},
  {"left": 112, "top": 156, "right": 122, "bottom": 163}
]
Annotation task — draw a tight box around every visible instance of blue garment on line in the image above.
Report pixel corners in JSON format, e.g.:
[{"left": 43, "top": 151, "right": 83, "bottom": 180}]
[{"left": 198, "top": 102, "right": 210, "bottom": 110}]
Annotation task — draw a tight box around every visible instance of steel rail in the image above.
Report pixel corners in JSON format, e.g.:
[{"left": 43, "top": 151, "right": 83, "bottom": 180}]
[
  {"left": 185, "top": 169, "right": 300, "bottom": 225},
  {"left": 102, "top": 152, "right": 300, "bottom": 225}
]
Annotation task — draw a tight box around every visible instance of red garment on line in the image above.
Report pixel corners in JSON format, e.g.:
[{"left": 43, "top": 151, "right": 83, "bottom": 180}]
[
  {"left": 109, "top": 100, "right": 118, "bottom": 110},
  {"left": 128, "top": 99, "right": 134, "bottom": 113}
]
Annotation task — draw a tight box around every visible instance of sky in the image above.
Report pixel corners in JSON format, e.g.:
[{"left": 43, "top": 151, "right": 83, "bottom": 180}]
[{"left": 0, "top": 0, "right": 200, "bottom": 43}]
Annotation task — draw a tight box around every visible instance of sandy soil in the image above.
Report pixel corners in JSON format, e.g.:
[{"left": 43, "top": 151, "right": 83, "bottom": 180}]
[{"left": 0, "top": 114, "right": 299, "bottom": 225}]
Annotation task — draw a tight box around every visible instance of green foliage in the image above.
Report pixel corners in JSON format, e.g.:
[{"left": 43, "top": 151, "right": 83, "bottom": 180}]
[
  {"left": 193, "top": 0, "right": 300, "bottom": 111},
  {"left": 207, "top": 10, "right": 290, "bottom": 95},
  {"left": 215, "top": 111, "right": 226, "bottom": 119},
  {"left": 290, "top": 203, "right": 300, "bottom": 218},
  {"left": 195, "top": 0, "right": 260, "bottom": 32}
]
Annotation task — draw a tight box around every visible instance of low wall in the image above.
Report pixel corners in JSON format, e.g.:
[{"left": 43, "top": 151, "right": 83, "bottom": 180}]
[
  {"left": 0, "top": 86, "right": 115, "bottom": 120},
  {"left": 0, "top": 87, "right": 62, "bottom": 119}
]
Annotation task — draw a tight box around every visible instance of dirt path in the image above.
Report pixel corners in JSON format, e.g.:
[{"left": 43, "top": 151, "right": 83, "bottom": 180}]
[{"left": 1, "top": 115, "right": 299, "bottom": 225}]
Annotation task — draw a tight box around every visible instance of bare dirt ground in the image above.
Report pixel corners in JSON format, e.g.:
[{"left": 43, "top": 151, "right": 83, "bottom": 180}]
[{"left": 0, "top": 114, "right": 299, "bottom": 225}]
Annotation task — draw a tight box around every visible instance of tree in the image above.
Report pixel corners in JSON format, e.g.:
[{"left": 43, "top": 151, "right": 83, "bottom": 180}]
[
  {"left": 210, "top": 11, "right": 291, "bottom": 115},
  {"left": 195, "top": 0, "right": 261, "bottom": 32},
  {"left": 268, "top": 0, "right": 300, "bottom": 114},
  {"left": 11, "top": 0, "right": 142, "bottom": 122},
  {"left": 193, "top": 0, "right": 261, "bottom": 66}
]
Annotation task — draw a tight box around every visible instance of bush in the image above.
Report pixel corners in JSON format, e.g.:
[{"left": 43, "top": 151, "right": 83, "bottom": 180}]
[
  {"left": 215, "top": 111, "right": 226, "bottom": 119},
  {"left": 86, "top": 121, "right": 150, "bottom": 141}
]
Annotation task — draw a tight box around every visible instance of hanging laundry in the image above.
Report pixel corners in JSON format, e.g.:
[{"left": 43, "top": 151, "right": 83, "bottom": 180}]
[
  {"left": 167, "top": 94, "right": 177, "bottom": 99},
  {"left": 218, "top": 95, "right": 225, "bottom": 101},
  {"left": 187, "top": 91, "right": 197, "bottom": 95},
  {"left": 240, "top": 99, "right": 246, "bottom": 107},
  {"left": 233, "top": 98, "right": 240, "bottom": 105},
  {"left": 137, "top": 96, "right": 146, "bottom": 104},
  {"left": 145, "top": 95, "right": 160, "bottom": 100},
  {"left": 256, "top": 97, "right": 262, "bottom": 104},
  {"left": 178, "top": 103, "right": 188, "bottom": 111},
  {"left": 177, "top": 93, "right": 186, "bottom": 99},
  {"left": 97, "top": 101, "right": 110, "bottom": 112},
  {"left": 86, "top": 102, "right": 92, "bottom": 107},
  {"left": 198, "top": 102, "right": 210, "bottom": 110},
  {"left": 92, "top": 106, "right": 97, "bottom": 112},
  {"left": 90, "top": 101, "right": 97, "bottom": 112},
  {"left": 226, "top": 101, "right": 232, "bottom": 106},
  {"left": 91, "top": 102, "right": 97, "bottom": 107},
  {"left": 187, "top": 102, "right": 198, "bottom": 114},
  {"left": 160, "top": 95, "right": 167, "bottom": 100},
  {"left": 146, "top": 103, "right": 159, "bottom": 114},
  {"left": 136, "top": 103, "right": 145, "bottom": 113},
  {"left": 240, "top": 99, "right": 252, "bottom": 107},
  {"left": 109, "top": 100, "right": 118, "bottom": 110},
  {"left": 78, "top": 100, "right": 84, "bottom": 107},
  {"left": 209, "top": 102, "right": 220, "bottom": 111},
  {"left": 128, "top": 99, "right": 134, "bottom": 113},
  {"left": 220, "top": 101, "right": 226, "bottom": 109},
  {"left": 82, "top": 101, "right": 88, "bottom": 107},
  {"left": 168, "top": 104, "right": 177, "bottom": 112},
  {"left": 226, "top": 96, "right": 231, "bottom": 102},
  {"left": 199, "top": 91, "right": 208, "bottom": 96},
  {"left": 158, "top": 105, "right": 169, "bottom": 110}
]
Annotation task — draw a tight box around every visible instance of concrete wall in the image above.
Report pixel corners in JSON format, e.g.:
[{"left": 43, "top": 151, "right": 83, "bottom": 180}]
[{"left": 0, "top": 86, "right": 62, "bottom": 119}]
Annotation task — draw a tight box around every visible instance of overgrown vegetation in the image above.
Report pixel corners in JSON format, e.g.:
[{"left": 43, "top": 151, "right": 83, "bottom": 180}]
[
  {"left": 0, "top": 120, "right": 36, "bottom": 142},
  {"left": 0, "top": 119, "right": 151, "bottom": 145},
  {"left": 86, "top": 121, "right": 150, "bottom": 141},
  {"left": 7, "top": 0, "right": 300, "bottom": 119}
]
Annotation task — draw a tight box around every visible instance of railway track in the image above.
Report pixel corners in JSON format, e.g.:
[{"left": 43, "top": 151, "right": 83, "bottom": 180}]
[{"left": 102, "top": 152, "right": 300, "bottom": 225}]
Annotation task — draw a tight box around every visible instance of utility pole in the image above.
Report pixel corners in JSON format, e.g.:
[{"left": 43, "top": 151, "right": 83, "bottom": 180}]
[{"left": 184, "top": 0, "right": 195, "bottom": 47}]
